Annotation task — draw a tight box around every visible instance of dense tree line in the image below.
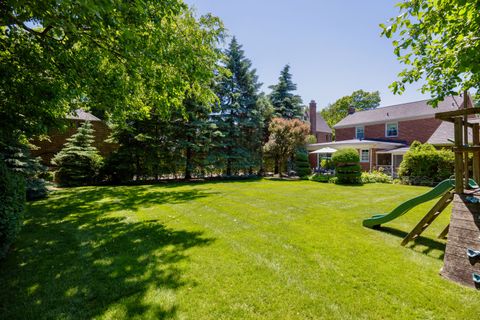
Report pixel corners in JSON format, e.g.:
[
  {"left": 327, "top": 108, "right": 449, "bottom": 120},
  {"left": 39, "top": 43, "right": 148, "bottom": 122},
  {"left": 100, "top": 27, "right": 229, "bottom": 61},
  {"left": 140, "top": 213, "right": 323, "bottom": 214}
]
[{"left": 104, "top": 37, "right": 309, "bottom": 181}]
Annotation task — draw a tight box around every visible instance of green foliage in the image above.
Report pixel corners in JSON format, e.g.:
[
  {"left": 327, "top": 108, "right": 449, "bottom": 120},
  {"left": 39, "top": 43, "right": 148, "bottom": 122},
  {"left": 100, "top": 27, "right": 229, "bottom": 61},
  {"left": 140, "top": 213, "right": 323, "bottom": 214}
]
[
  {"left": 1, "top": 0, "right": 224, "bottom": 156},
  {"left": 332, "top": 148, "right": 360, "bottom": 164},
  {"left": 0, "top": 158, "right": 25, "bottom": 259},
  {"left": 269, "top": 65, "right": 304, "bottom": 119},
  {"left": 51, "top": 122, "right": 103, "bottom": 186},
  {"left": 101, "top": 150, "right": 135, "bottom": 184},
  {"left": 381, "top": 1, "right": 480, "bottom": 105},
  {"left": 212, "top": 37, "right": 266, "bottom": 176},
  {"left": 294, "top": 149, "right": 311, "bottom": 178},
  {"left": 263, "top": 118, "right": 310, "bottom": 175},
  {"left": 332, "top": 148, "right": 361, "bottom": 184},
  {"left": 309, "top": 173, "right": 332, "bottom": 183},
  {"left": 361, "top": 170, "right": 392, "bottom": 184},
  {"left": 398, "top": 142, "right": 454, "bottom": 186},
  {"left": 321, "top": 90, "right": 380, "bottom": 128},
  {"left": 320, "top": 159, "right": 335, "bottom": 170},
  {"left": 2, "top": 143, "right": 48, "bottom": 201}
]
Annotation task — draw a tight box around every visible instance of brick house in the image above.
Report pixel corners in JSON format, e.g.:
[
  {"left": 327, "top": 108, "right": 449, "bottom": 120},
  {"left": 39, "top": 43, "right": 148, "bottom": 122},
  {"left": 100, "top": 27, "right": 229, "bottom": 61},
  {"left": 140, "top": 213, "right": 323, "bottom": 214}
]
[
  {"left": 307, "top": 95, "right": 473, "bottom": 175},
  {"left": 31, "top": 109, "right": 116, "bottom": 166}
]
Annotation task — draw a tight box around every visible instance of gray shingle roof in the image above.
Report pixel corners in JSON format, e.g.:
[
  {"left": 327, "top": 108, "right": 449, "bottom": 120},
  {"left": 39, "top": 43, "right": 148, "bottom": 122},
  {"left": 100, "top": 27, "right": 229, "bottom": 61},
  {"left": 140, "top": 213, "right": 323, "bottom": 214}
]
[
  {"left": 427, "top": 121, "right": 473, "bottom": 145},
  {"left": 334, "top": 96, "right": 460, "bottom": 129},
  {"left": 315, "top": 113, "right": 332, "bottom": 133},
  {"left": 67, "top": 109, "right": 101, "bottom": 121}
]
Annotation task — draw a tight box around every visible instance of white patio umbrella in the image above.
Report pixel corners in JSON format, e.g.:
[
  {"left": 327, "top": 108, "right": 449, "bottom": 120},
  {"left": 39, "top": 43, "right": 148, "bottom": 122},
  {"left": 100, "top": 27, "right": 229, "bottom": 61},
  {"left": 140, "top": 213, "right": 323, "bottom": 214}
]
[{"left": 310, "top": 147, "right": 337, "bottom": 154}]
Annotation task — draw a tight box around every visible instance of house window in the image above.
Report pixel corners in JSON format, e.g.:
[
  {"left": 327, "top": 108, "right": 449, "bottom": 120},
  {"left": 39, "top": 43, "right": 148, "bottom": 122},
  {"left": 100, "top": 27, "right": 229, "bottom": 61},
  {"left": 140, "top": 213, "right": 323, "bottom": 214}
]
[
  {"left": 356, "top": 126, "right": 364, "bottom": 139},
  {"left": 386, "top": 123, "right": 398, "bottom": 137},
  {"left": 360, "top": 149, "right": 370, "bottom": 163}
]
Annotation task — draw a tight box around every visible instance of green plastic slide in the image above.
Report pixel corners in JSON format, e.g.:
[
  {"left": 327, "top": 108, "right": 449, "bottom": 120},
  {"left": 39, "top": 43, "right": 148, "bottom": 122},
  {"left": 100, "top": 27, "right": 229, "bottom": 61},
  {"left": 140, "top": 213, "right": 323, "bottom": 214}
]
[{"left": 362, "top": 178, "right": 479, "bottom": 228}]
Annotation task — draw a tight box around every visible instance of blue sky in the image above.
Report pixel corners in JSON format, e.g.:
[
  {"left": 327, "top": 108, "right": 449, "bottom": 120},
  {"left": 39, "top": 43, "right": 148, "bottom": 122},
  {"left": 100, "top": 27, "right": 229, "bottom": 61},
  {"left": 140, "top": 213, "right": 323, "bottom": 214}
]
[{"left": 185, "top": 0, "right": 428, "bottom": 110}]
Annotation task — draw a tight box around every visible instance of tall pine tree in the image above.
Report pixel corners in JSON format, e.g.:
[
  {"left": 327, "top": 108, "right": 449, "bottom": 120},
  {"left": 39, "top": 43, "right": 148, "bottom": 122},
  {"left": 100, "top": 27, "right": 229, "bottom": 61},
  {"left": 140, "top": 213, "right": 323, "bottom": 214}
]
[
  {"left": 269, "top": 65, "right": 304, "bottom": 119},
  {"left": 213, "top": 37, "right": 264, "bottom": 176}
]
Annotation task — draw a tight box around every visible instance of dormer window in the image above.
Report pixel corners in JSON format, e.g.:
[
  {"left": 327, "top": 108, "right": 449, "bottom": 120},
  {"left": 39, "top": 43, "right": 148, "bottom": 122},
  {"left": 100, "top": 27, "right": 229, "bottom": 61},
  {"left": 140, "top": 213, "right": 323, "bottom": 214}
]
[
  {"left": 355, "top": 126, "right": 364, "bottom": 139},
  {"left": 386, "top": 122, "right": 398, "bottom": 137}
]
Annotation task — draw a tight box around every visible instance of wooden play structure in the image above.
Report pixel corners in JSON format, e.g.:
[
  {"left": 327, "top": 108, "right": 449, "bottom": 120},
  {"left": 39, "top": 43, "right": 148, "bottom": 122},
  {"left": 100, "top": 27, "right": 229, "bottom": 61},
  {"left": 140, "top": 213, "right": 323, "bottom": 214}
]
[
  {"left": 363, "top": 92, "right": 480, "bottom": 288},
  {"left": 433, "top": 93, "right": 480, "bottom": 288}
]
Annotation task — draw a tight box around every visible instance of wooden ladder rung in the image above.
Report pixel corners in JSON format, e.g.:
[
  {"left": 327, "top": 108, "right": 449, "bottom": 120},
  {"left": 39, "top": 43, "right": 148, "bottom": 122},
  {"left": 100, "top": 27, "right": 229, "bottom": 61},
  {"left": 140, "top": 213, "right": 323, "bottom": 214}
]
[{"left": 401, "top": 191, "right": 453, "bottom": 246}]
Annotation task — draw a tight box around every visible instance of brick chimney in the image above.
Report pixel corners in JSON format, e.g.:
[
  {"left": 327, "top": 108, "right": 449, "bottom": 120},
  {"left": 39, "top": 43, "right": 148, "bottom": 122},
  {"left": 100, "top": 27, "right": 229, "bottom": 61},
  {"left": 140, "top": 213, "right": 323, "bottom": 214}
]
[
  {"left": 348, "top": 105, "right": 355, "bottom": 115},
  {"left": 309, "top": 100, "right": 317, "bottom": 134}
]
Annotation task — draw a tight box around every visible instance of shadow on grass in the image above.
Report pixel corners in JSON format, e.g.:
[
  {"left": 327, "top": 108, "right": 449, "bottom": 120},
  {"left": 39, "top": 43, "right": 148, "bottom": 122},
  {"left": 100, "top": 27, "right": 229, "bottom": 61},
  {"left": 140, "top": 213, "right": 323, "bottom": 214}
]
[
  {"left": 378, "top": 226, "right": 446, "bottom": 260},
  {"left": 0, "top": 186, "right": 216, "bottom": 319}
]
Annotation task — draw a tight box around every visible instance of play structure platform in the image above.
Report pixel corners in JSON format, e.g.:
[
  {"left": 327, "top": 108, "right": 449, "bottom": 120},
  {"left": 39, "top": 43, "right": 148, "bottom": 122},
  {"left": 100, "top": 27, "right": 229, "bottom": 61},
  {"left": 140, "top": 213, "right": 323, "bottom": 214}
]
[{"left": 441, "top": 194, "right": 480, "bottom": 289}]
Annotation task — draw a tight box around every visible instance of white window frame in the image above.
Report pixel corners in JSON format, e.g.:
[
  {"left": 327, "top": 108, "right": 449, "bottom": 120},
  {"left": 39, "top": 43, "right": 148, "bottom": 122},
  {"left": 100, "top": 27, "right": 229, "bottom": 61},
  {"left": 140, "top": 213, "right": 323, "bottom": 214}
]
[
  {"left": 355, "top": 126, "right": 365, "bottom": 139},
  {"left": 360, "top": 149, "right": 370, "bottom": 163},
  {"left": 385, "top": 122, "right": 398, "bottom": 138}
]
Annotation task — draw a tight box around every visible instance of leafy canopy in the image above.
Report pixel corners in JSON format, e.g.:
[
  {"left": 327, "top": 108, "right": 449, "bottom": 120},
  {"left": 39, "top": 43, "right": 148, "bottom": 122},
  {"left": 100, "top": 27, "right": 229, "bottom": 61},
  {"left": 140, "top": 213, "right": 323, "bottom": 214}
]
[
  {"left": 263, "top": 118, "right": 310, "bottom": 175},
  {"left": 382, "top": 0, "right": 480, "bottom": 105},
  {"left": 320, "top": 90, "right": 380, "bottom": 128},
  {"left": 0, "top": 0, "right": 224, "bottom": 143}
]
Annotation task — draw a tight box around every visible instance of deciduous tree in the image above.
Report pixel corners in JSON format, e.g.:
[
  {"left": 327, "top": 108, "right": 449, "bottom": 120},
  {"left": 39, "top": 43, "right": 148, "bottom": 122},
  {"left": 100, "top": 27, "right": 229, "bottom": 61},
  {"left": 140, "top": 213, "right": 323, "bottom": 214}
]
[
  {"left": 320, "top": 90, "right": 380, "bottom": 129},
  {"left": 263, "top": 118, "right": 310, "bottom": 175},
  {"left": 381, "top": 0, "right": 480, "bottom": 105}
]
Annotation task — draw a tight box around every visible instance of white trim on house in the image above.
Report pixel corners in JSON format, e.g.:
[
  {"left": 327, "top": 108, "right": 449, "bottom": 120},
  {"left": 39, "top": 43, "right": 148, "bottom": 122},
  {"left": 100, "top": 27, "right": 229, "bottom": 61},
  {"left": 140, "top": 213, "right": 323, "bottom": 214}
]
[
  {"left": 306, "top": 139, "right": 405, "bottom": 152},
  {"left": 360, "top": 149, "right": 370, "bottom": 163},
  {"left": 385, "top": 122, "right": 398, "bottom": 138}
]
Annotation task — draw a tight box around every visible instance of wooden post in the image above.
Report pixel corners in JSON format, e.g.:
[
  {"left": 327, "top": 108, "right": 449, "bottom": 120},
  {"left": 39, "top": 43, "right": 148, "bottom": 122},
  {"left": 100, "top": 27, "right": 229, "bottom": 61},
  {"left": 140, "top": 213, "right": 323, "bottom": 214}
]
[
  {"left": 463, "top": 91, "right": 470, "bottom": 187},
  {"left": 454, "top": 117, "right": 464, "bottom": 194},
  {"left": 473, "top": 123, "right": 480, "bottom": 184}
]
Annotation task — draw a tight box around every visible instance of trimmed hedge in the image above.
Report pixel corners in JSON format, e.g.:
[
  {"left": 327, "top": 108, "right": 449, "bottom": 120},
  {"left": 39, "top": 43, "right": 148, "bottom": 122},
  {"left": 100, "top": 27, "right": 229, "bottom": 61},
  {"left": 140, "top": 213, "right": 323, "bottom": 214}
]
[
  {"left": 295, "top": 150, "right": 311, "bottom": 178},
  {"left": 332, "top": 148, "right": 361, "bottom": 184},
  {"left": 398, "top": 141, "right": 454, "bottom": 186},
  {"left": 332, "top": 148, "right": 360, "bottom": 164},
  {"left": 0, "top": 159, "right": 25, "bottom": 259}
]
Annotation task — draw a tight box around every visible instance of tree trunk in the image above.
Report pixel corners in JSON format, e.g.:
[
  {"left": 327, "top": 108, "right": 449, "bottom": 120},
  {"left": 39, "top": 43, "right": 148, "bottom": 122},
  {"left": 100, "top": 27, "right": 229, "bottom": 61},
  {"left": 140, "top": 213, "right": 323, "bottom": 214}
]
[
  {"left": 185, "top": 146, "right": 192, "bottom": 180},
  {"left": 274, "top": 159, "right": 279, "bottom": 175}
]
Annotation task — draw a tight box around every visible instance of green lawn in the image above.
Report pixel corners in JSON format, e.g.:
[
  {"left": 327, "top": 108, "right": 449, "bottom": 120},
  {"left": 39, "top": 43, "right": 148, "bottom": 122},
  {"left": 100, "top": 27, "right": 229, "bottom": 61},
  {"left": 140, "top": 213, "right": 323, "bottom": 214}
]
[{"left": 1, "top": 179, "right": 478, "bottom": 319}]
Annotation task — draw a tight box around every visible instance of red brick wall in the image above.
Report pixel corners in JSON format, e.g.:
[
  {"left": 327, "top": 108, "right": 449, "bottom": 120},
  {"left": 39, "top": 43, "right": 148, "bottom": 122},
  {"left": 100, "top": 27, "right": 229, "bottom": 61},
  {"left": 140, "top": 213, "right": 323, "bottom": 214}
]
[
  {"left": 335, "top": 127, "right": 356, "bottom": 141},
  {"left": 315, "top": 131, "right": 332, "bottom": 143},
  {"left": 335, "top": 117, "right": 442, "bottom": 144},
  {"left": 31, "top": 120, "right": 117, "bottom": 165}
]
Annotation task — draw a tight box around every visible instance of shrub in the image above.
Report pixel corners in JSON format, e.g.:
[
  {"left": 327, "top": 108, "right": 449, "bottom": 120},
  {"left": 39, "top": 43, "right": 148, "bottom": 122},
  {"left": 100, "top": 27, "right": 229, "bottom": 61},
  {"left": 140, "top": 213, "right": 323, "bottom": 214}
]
[
  {"left": 331, "top": 148, "right": 360, "bottom": 164},
  {"left": 320, "top": 159, "right": 335, "bottom": 170},
  {"left": 398, "top": 141, "right": 454, "bottom": 186},
  {"left": 51, "top": 121, "right": 103, "bottom": 186},
  {"left": 0, "top": 158, "right": 25, "bottom": 259},
  {"left": 101, "top": 149, "right": 135, "bottom": 184},
  {"left": 332, "top": 148, "right": 361, "bottom": 184},
  {"left": 2, "top": 144, "right": 48, "bottom": 201},
  {"left": 294, "top": 150, "right": 311, "bottom": 178},
  {"left": 361, "top": 170, "right": 392, "bottom": 184},
  {"left": 309, "top": 173, "right": 331, "bottom": 183}
]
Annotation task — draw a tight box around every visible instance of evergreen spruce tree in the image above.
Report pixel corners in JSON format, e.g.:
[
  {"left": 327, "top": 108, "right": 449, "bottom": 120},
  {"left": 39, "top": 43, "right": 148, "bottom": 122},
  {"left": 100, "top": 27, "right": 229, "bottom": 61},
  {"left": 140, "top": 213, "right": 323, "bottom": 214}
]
[
  {"left": 51, "top": 121, "right": 103, "bottom": 186},
  {"left": 213, "top": 36, "right": 264, "bottom": 175},
  {"left": 269, "top": 65, "right": 304, "bottom": 119},
  {"left": 2, "top": 143, "right": 48, "bottom": 200}
]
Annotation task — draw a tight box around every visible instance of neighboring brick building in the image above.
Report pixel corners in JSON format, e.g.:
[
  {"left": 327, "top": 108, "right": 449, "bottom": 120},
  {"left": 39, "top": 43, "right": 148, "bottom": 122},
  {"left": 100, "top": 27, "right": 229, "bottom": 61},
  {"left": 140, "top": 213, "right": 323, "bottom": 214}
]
[
  {"left": 31, "top": 109, "right": 116, "bottom": 166},
  {"left": 307, "top": 95, "right": 474, "bottom": 175},
  {"left": 304, "top": 100, "right": 332, "bottom": 167}
]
